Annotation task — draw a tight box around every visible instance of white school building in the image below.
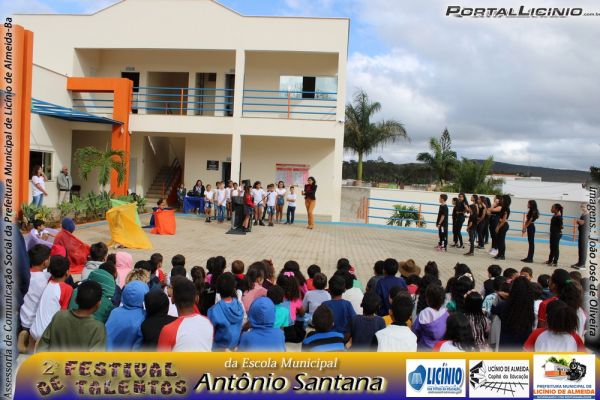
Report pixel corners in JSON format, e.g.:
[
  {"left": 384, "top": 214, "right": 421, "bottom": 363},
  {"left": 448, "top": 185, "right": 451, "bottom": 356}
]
[{"left": 15, "top": 0, "right": 349, "bottom": 220}]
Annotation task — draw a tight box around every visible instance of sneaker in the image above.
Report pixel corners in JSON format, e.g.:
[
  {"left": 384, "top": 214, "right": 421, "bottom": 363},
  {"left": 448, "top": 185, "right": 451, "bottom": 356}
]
[
  {"left": 493, "top": 255, "right": 505, "bottom": 260},
  {"left": 544, "top": 260, "right": 552, "bottom": 265},
  {"left": 490, "top": 249, "right": 498, "bottom": 256},
  {"left": 464, "top": 252, "right": 474, "bottom": 256},
  {"left": 521, "top": 258, "right": 533, "bottom": 263},
  {"left": 259, "top": 221, "right": 265, "bottom": 226},
  {"left": 572, "top": 264, "right": 584, "bottom": 270},
  {"left": 551, "top": 262, "right": 558, "bottom": 267}
]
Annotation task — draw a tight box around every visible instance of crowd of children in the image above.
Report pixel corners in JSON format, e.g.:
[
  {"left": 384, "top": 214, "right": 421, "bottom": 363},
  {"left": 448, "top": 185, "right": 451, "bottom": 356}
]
[
  {"left": 18, "top": 232, "right": 589, "bottom": 353},
  {"left": 179, "top": 178, "right": 313, "bottom": 230},
  {"left": 435, "top": 193, "right": 587, "bottom": 270}
]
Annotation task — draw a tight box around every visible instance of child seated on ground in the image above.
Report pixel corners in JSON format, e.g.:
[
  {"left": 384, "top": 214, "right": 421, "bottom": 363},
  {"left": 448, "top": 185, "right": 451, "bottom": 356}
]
[
  {"left": 158, "top": 277, "right": 214, "bottom": 352},
  {"left": 302, "top": 305, "right": 345, "bottom": 352},
  {"left": 82, "top": 242, "right": 108, "bottom": 280},
  {"left": 524, "top": 299, "right": 585, "bottom": 352},
  {"left": 150, "top": 253, "right": 166, "bottom": 284},
  {"left": 169, "top": 255, "right": 186, "bottom": 283},
  {"left": 267, "top": 285, "right": 292, "bottom": 329},
  {"left": 20, "top": 245, "right": 51, "bottom": 333},
  {"left": 141, "top": 290, "right": 176, "bottom": 348},
  {"left": 366, "top": 260, "right": 385, "bottom": 293},
  {"left": 482, "top": 265, "right": 502, "bottom": 297},
  {"left": 208, "top": 273, "right": 244, "bottom": 351},
  {"left": 37, "top": 280, "right": 106, "bottom": 352},
  {"left": 322, "top": 275, "right": 356, "bottom": 340},
  {"left": 482, "top": 276, "right": 506, "bottom": 318},
  {"left": 376, "top": 258, "right": 407, "bottom": 316},
  {"left": 433, "top": 313, "right": 475, "bottom": 352},
  {"left": 520, "top": 266, "right": 533, "bottom": 281},
  {"left": 306, "top": 265, "right": 321, "bottom": 291},
  {"left": 232, "top": 260, "right": 245, "bottom": 286},
  {"left": 502, "top": 268, "right": 519, "bottom": 281},
  {"left": 537, "top": 274, "right": 552, "bottom": 300},
  {"left": 105, "top": 280, "right": 149, "bottom": 350},
  {"left": 242, "top": 263, "right": 268, "bottom": 312},
  {"left": 138, "top": 260, "right": 161, "bottom": 291},
  {"left": 339, "top": 270, "right": 363, "bottom": 315},
  {"left": 376, "top": 293, "right": 417, "bottom": 352},
  {"left": 464, "top": 291, "right": 490, "bottom": 351},
  {"left": 411, "top": 284, "right": 448, "bottom": 350},
  {"left": 350, "top": 292, "right": 385, "bottom": 351},
  {"left": 102, "top": 260, "right": 122, "bottom": 307},
  {"left": 30, "top": 256, "right": 73, "bottom": 342},
  {"left": 31, "top": 219, "right": 55, "bottom": 241},
  {"left": 336, "top": 258, "right": 364, "bottom": 291},
  {"left": 383, "top": 285, "right": 409, "bottom": 326},
  {"left": 167, "top": 266, "right": 187, "bottom": 317},
  {"left": 238, "top": 297, "right": 286, "bottom": 352},
  {"left": 302, "top": 273, "right": 330, "bottom": 324},
  {"left": 277, "top": 275, "right": 306, "bottom": 343}
]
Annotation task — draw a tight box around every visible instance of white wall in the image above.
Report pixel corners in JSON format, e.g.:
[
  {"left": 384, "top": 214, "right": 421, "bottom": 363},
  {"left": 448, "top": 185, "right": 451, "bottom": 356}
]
[
  {"left": 241, "top": 135, "right": 337, "bottom": 219},
  {"left": 70, "top": 130, "right": 111, "bottom": 195},
  {"left": 183, "top": 134, "right": 232, "bottom": 189}
]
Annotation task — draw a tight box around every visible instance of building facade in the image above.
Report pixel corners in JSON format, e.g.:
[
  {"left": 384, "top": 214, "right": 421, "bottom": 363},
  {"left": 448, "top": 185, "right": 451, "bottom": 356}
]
[{"left": 15, "top": 0, "right": 349, "bottom": 220}]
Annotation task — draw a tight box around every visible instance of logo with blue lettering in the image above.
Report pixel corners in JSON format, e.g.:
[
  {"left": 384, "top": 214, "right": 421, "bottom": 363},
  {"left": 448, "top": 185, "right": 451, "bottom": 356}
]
[
  {"left": 406, "top": 359, "right": 466, "bottom": 398},
  {"left": 408, "top": 365, "right": 426, "bottom": 391}
]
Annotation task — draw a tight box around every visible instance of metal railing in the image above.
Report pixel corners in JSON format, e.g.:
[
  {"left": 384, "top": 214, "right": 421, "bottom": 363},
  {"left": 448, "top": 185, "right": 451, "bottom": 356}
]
[
  {"left": 364, "top": 197, "right": 581, "bottom": 241},
  {"left": 243, "top": 89, "right": 337, "bottom": 120},
  {"left": 132, "top": 86, "right": 234, "bottom": 115}
]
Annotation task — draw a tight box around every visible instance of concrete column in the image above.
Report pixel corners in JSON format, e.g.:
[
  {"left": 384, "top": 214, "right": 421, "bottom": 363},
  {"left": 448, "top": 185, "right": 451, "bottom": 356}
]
[
  {"left": 336, "top": 50, "right": 348, "bottom": 122},
  {"left": 230, "top": 133, "right": 242, "bottom": 183},
  {"left": 331, "top": 136, "right": 343, "bottom": 222},
  {"left": 233, "top": 49, "right": 246, "bottom": 119},
  {"left": 214, "top": 72, "right": 226, "bottom": 117},
  {"left": 187, "top": 73, "right": 196, "bottom": 116}
]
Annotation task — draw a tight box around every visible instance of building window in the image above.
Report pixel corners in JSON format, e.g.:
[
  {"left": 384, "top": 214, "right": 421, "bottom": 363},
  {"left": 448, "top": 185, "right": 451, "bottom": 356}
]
[
  {"left": 29, "top": 150, "right": 53, "bottom": 180},
  {"left": 279, "top": 76, "right": 337, "bottom": 99}
]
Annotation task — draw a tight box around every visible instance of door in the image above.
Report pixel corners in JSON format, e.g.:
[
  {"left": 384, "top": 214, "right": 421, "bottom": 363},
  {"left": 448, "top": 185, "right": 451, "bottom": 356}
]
[
  {"left": 222, "top": 162, "right": 231, "bottom": 182},
  {"left": 225, "top": 74, "right": 235, "bottom": 116},
  {"left": 121, "top": 72, "right": 140, "bottom": 114}
]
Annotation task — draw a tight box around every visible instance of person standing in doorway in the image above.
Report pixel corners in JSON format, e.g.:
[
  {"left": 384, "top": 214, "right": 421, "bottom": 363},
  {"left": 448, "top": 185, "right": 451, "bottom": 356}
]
[
  {"left": 571, "top": 203, "right": 589, "bottom": 270},
  {"left": 521, "top": 200, "right": 539, "bottom": 263},
  {"left": 31, "top": 165, "right": 48, "bottom": 206},
  {"left": 57, "top": 166, "right": 72, "bottom": 204},
  {"left": 302, "top": 177, "right": 317, "bottom": 230}
]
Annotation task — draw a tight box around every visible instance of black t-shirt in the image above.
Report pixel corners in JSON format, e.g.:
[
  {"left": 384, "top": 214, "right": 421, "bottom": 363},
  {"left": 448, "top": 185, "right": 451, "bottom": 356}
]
[
  {"left": 527, "top": 210, "right": 539, "bottom": 223},
  {"left": 551, "top": 215, "right": 563, "bottom": 236},
  {"left": 455, "top": 201, "right": 467, "bottom": 214},
  {"left": 468, "top": 211, "right": 478, "bottom": 229},
  {"left": 437, "top": 204, "right": 449, "bottom": 226}
]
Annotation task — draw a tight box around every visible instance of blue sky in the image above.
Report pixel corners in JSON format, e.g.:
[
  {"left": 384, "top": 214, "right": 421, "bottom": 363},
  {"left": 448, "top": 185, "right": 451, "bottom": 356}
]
[{"left": 3, "top": 0, "right": 599, "bottom": 170}]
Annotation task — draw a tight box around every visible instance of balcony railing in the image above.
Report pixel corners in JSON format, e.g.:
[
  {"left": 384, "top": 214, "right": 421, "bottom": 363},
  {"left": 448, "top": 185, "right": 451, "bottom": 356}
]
[
  {"left": 242, "top": 89, "right": 337, "bottom": 120},
  {"left": 72, "top": 87, "right": 339, "bottom": 120}
]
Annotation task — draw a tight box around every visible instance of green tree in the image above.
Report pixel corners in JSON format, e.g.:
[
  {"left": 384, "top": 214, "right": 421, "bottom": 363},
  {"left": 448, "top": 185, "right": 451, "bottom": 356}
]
[
  {"left": 445, "top": 157, "right": 504, "bottom": 194},
  {"left": 74, "top": 146, "right": 126, "bottom": 193},
  {"left": 344, "top": 90, "right": 409, "bottom": 181},
  {"left": 416, "top": 128, "right": 458, "bottom": 186},
  {"left": 591, "top": 166, "right": 600, "bottom": 181}
]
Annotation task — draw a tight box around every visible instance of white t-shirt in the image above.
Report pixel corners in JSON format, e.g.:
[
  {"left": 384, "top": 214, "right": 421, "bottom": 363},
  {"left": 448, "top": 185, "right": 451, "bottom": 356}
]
[
  {"left": 376, "top": 325, "right": 417, "bottom": 352},
  {"left": 266, "top": 191, "right": 277, "bottom": 207},
  {"left": 436, "top": 340, "right": 465, "bottom": 352},
  {"left": 205, "top": 190, "right": 214, "bottom": 202},
  {"left": 225, "top": 187, "right": 232, "bottom": 201},
  {"left": 30, "top": 228, "right": 49, "bottom": 239},
  {"left": 276, "top": 188, "right": 286, "bottom": 199},
  {"left": 342, "top": 287, "right": 364, "bottom": 315},
  {"left": 231, "top": 189, "right": 239, "bottom": 197},
  {"left": 30, "top": 281, "right": 72, "bottom": 340},
  {"left": 158, "top": 314, "right": 214, "bottom": 352},
  {"left": 20, "top": 270, "right": 51, "bottom": 329},
  {"left": 216, "top": 189, "right": 227, "bottom": 205},
  {"left": 252, "top": 188, "right": 265, "bottom": 205},
  {"left": 287, "top": 193, "right": 297, "bottom": 207},
  {"left": 31, "top": 175, "right": 45, "bottom": 196}
]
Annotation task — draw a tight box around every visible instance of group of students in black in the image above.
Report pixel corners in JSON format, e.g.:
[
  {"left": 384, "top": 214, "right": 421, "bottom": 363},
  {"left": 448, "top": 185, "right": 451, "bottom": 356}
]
[{"left": 435, "top": 193, "right": 587, "bottom": 268}]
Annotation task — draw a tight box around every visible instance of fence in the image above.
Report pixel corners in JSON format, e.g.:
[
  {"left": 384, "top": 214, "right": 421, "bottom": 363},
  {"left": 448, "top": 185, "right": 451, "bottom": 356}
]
[
  {"left": 363, "top": 197, "right": 580, "bottom": 242},
  {"left": 242, "top": 89, "right": 337, "bottom": 120}
]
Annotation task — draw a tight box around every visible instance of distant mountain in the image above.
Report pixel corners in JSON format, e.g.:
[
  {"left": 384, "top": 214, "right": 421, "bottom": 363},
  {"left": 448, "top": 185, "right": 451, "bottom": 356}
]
[{"left": 476, "top": 160, "right": 590, "bottom": 183}]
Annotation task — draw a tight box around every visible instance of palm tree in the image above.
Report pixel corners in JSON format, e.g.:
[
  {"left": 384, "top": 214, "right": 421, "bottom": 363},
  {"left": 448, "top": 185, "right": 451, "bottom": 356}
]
[
  {"left": 344, "top": 90, "right": 409, "bottom": 181},
  {"left": 416, "top": 128, "right": 458, "bottom": 186},
  {"left": 449, "top": 157, "right": 504, "bottom": 194},
  {"left": 74, "top": 146, "right": 126, "bottom": 193}
]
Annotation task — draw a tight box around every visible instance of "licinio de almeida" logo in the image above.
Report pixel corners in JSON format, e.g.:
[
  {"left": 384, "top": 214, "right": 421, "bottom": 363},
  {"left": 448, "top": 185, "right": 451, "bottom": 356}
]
[{"left": 406, "top": 359, "right": 466, "bottom": 398}]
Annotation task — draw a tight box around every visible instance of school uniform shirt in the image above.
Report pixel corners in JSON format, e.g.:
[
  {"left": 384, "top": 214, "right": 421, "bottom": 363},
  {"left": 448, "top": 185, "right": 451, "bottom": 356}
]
[
  {"left": 205, "top": 190, "right": 214, "bottom": 203},
  {"left": 302, "top": 330, "right": 345, "bottom": 352},
  {"left": 30, "top": 280, "right": 73, "bottom": 340},
  {"left": 266, "top": 191, "right": 277, "bottom": 207},
  {"left": 231, "top": 189, "right": 240, "bottom": 197},
  {"left": 252, "top": 188, "right": 265, "bottom": 205},
  {"left": 225, "top": 187, "right": 232, "bottom": 201},
  {"left": 216, "top": 189, "right": 227, "bottom": 205},
  {"left": 376, "top": 324, "right": 417, "bottom": 352},
  {"left": 322, "top": 299, "right": 356, "bottom": 334},
  {"left": 287, "top": 193, "right": 297, "bottom": 207},
  {"left": 276, "top": 188, "right": 286, "bottom": 202},
  {"left": 30, "top": 229, "right": 50, "bottom": 239},
  {"left": 537, "top": 296, "right": 558, "bottom": 326},
  {"left": 157, "top": 313, "right": 214, "bottom": 352},
  {"left": 37, "top": 310, "right": 106, "bottom": 352},
  {"left": 433, "top": 340, "right": 465, "bottom": 352},
  {"left": 350, "top": 315, "right": 386, "bottom": 350},
  {"left": 342, "top": 287, "right": 364, "bottom": 315},
  {"left": 20, "top": 270, "right": 51, "bottom": 329},
  {"left": 523, "top": 328, "right": 585, "bottom": 352},
  {"left": 302, "top": 289, "right": 331, "bottom": 315}
]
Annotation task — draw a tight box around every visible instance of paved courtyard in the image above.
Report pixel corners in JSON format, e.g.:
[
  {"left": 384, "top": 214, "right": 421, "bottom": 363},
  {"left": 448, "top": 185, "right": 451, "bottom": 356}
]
[{"left": 75, "top": 215, "right": 582, "bottom": 285}]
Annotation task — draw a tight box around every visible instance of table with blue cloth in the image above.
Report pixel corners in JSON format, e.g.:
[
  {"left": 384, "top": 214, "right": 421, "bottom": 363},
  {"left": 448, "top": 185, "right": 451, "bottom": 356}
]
[{"left": 183, "top": 196, "right": 205, "bottom": 213}]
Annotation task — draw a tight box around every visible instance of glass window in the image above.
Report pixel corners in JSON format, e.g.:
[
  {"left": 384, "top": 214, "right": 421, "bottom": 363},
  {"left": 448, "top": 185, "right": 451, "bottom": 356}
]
[
  {"left": 279, "top": 76, "right": 337, "bottom": 99},
  {"left": 315, "top": 76, "right": 338, "bottom": 99},
  {"left": 279, "top": 76, "right": 303, "bottom": 98},
  {"left": 29, "top": 150, "right": 53, "bottom": 181}
]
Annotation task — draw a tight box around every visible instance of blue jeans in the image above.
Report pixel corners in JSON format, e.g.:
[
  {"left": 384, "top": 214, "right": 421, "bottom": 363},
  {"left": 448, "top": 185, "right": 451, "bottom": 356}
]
[
  {"left": 217, "top": 205, "right": 225, "bottom": 222},
  {"left": 31, "top": 195, "right": 43, "bottom": 206},
  {"left": 286, "top": 206, "right": 296, "bottom": 223}
]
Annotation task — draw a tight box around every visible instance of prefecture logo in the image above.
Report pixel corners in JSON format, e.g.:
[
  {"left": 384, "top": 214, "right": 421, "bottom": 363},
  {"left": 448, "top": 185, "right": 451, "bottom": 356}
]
[
  {"left": 468, "top": 360, "right": 529, "bottom": 398},
  {"left": 406, "top": 359, "right": 466, "bottom": 397},
  {"left": 532, "top": 355, "right": 595, "bottom": 400}
]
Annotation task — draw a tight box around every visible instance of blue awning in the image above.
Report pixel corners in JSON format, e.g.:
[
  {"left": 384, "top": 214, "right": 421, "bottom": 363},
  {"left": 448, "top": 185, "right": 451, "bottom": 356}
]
[{"left": 31, "top": 98, "right": 123, "bottom": 125}]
